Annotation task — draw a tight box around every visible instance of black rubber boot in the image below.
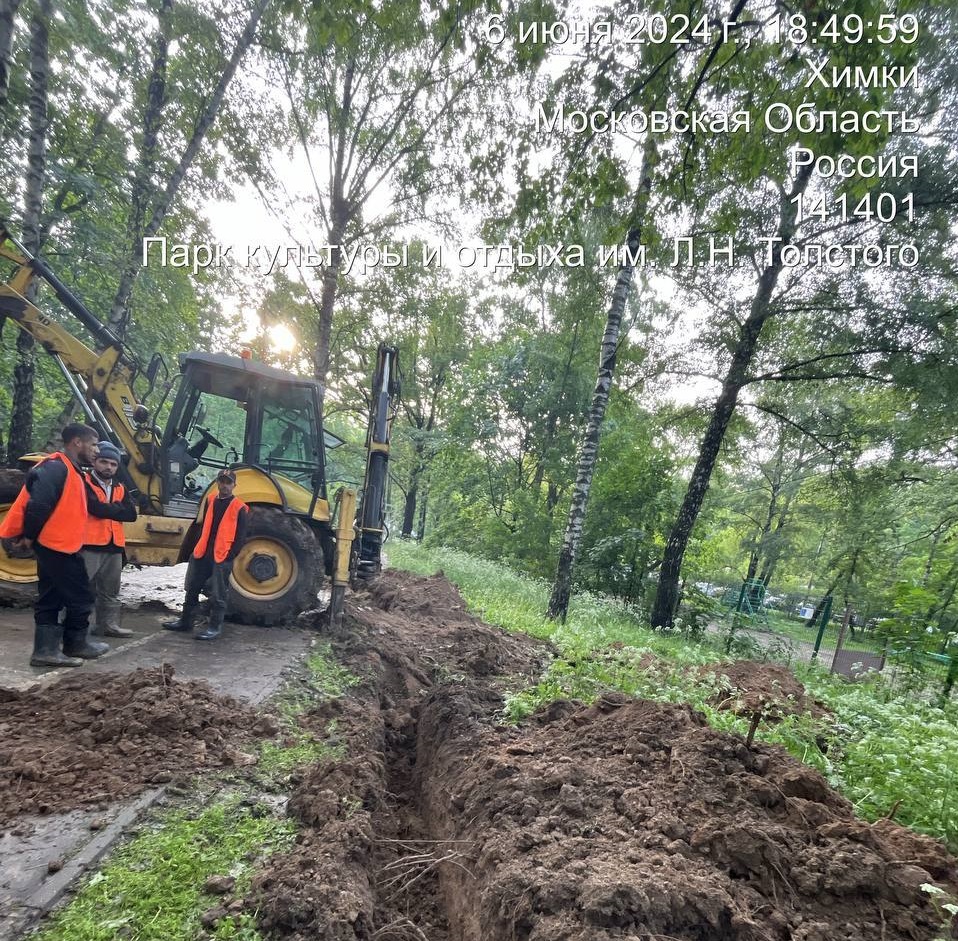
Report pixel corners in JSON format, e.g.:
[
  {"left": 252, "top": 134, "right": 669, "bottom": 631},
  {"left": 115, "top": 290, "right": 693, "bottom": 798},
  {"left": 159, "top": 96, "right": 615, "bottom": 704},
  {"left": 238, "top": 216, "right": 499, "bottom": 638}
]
[
  {"left": 62, "top": 627, "right": 110, "bottom": 659},
  {"left": 30, "top": 623, "right": 83, "bottom": 668},
  {"left": 163, "top": 596, "right": 198, "bottom": 632},
  {"left": 195, "top": 610, "right": 224, "bottom": 641}
]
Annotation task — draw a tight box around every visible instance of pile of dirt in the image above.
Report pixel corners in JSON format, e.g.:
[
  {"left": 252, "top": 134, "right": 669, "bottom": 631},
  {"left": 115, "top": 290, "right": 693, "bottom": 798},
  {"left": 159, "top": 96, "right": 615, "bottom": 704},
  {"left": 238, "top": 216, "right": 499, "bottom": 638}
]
[
  {"left": 703, "top": 660, "right": 830, "bottom": 720},
  {"left": 418, "top": 686, "right": 955, "bottom": 941},
  {"left": 0, "top": 664, "right": 276, "bottom": 822},
  {"left": 350, "top": 569, "right": 548, "bottom": 680},
  {"left": 247, "top": 570, "right": 955, "bottom": 941},
  {"left": 250, "top": 571, "right": 550, "bottom": 941}
]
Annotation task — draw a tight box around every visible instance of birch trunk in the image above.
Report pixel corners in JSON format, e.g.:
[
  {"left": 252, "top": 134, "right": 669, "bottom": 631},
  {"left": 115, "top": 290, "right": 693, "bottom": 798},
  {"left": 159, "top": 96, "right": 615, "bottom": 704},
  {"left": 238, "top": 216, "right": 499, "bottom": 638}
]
[
  {"left": 650, "top": 164, "right": 813, "bottom": 629},
  {"left": 0, "top": 0, "right": 23, "bottom": 112},
  {"left": 7, "top": 0, "right": 50, "bottom": 463},
  {"left": 546, "top": 134, "right": 656, "bottom": 621}
]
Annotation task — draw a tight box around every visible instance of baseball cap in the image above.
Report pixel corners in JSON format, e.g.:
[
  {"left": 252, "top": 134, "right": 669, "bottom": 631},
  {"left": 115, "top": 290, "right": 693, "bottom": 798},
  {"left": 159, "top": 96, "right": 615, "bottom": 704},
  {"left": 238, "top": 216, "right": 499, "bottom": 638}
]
[{"left": 216, "top": 469, "right": 236, "bottom": 483}]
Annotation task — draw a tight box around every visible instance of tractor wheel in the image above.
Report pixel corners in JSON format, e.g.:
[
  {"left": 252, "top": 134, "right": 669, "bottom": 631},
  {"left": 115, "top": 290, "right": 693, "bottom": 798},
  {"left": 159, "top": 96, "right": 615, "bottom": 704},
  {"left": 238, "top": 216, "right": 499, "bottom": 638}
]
[
  {"left": 0, "top": 501, "right": 38, "bottom": 607},
  {"left": 227, "top": 507, "right": 325, "bottom": 625}
]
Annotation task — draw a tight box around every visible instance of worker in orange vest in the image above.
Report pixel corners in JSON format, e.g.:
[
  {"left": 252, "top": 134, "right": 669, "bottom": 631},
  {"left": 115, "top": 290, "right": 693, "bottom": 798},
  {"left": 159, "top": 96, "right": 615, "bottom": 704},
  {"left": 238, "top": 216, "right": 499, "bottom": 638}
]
[
  {"left": 162, "top": 468, "right": 248, "bottom": 640},
  {"left": 82, "top": 441, "right": 137, "bottom": 639},
  {"left": 0, "top": 424, "right": 133, "bottom": 667}
]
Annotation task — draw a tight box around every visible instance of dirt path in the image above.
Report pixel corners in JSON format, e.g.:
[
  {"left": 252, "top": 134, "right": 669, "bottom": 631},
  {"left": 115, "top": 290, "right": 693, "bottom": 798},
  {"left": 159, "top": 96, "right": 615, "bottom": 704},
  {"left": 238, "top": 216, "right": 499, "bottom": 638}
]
[{"left": 245, "top": 571, "right": 957, "bottom": 941}]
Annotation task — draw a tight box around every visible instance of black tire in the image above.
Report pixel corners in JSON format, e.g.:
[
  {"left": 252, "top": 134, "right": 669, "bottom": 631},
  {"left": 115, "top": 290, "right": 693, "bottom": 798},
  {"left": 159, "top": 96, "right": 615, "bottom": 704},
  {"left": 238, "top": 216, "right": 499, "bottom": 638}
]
[
  {"left": 227, "top": 507, "right": 325, "bottom": 626},
  {"left": 0, "top": 494, "right": 37, "bottom": 608}
]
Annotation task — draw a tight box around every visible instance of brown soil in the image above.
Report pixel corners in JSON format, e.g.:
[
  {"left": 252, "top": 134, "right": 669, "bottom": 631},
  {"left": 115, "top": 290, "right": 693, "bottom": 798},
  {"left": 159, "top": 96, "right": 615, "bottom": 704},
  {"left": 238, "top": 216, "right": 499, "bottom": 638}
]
[
  {"left": 247, "top": 571, "right": 956, "bottom": 941},
  {"left": 703, "top": 661, "right": 831, "bottom": 720},
  {"left": 0, "top": 664, "right": 276, "bottom": 822}
]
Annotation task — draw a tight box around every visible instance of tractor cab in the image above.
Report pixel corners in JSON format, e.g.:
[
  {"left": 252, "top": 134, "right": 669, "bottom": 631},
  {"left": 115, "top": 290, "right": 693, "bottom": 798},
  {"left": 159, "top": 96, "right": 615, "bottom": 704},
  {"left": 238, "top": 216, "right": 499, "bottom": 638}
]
[{"left": 160, "top": 352, "right": 338, "bottom": 517}]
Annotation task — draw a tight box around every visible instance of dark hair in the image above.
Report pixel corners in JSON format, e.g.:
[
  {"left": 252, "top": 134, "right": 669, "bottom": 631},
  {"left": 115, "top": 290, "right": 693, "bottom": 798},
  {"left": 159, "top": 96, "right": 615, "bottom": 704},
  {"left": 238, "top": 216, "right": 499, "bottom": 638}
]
[{"left": 61, "top": 423, "right": 99, "bottom": 444}]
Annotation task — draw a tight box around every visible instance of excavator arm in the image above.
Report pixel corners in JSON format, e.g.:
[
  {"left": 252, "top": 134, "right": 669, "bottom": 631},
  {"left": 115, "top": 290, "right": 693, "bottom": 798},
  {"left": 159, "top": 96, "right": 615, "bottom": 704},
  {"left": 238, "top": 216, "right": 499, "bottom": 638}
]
[
  {"left": 327, "top": 343, "right": 400, "bottom": 627},
  {"left": 0, "top": 225, "right": 163, "bottom": 508},
  {"left": 356, "top": 343, "right": 400, "bottom": 579}
]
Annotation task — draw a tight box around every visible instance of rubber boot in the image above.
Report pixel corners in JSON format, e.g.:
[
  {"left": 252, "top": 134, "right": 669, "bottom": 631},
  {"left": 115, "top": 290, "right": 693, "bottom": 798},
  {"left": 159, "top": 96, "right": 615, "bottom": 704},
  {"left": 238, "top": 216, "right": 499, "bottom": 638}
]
[
  {"left": 195, "top": 609, "right": 224, "bottom": 641},
  {"left": 91, "top": 622, "right": 134, "bottom": 638},
  {"left": 62, "top": 626, "right": 110, "bottom": 659},
  {"left": 163, "top": 596, "right": 198, "bottom": 632},
  {"left": 30, "top": 623, "right": 83, "bottom": 668}
]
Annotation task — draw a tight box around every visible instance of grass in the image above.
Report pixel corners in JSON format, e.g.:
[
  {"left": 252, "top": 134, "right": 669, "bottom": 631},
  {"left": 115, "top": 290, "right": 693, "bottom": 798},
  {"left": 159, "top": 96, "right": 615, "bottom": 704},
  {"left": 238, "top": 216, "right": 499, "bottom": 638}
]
[
  {"left": 34, "top": 797, "right": 295, "bottom": 941},
  {"left": 388, "top": 540, "right": 958, "bottom": 851},
  {"left": 257, "top": 642, "right": 357, "bottom": 774},
  {"left": 36, "top": 641, "right": 361, "bottom": 940}
]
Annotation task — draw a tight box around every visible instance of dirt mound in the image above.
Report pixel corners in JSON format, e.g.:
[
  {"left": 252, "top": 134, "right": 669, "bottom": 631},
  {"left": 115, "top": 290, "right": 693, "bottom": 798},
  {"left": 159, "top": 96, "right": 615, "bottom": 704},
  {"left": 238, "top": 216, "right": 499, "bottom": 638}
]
[
  {"left": 0, "top": 664, "right": 276, "bottom": 822},
  {"left": 419, "top": 686, "right": 954, "bottom": 941},
  {"left": 251, "top": 570, "right": 551, "bottom": 940},
  {"left": 704, "top": 660, "right": 830, "bottom": 720},
  {"left": 248, "top": 569, "right": 954, "bottom": 941},
  {"left": 351, "top": 569, "right": 548, "bottom": 679},
  {"left": 361, "top": 568, "right": 471, "bottom": 618}
]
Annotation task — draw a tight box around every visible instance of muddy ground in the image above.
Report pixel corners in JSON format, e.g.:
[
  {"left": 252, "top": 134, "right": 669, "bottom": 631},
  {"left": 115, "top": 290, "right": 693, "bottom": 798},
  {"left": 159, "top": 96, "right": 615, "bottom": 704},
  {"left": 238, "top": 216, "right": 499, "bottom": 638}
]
[
  {"left": 0, "top": 664, "right": 278, "bottom": 822},
  {"left": 244, "top": 570, "right": 957, "bottom": 941},
  {"left": 3, "top": 568, "right": 955, "bottom": 940}
]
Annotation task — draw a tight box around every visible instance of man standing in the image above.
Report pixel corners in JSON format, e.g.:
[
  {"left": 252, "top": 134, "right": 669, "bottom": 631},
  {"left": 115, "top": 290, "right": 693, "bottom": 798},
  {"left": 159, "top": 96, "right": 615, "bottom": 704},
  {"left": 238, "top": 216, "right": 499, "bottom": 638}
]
[
  {"left": 82, "top": 441, "right": 137, "bottom": 639},
  {"left": 0, "top": 424, "right": 123, "bottom": 667},
  {"left": 163, "top": 469, "right": 248, "bottom": 641}
]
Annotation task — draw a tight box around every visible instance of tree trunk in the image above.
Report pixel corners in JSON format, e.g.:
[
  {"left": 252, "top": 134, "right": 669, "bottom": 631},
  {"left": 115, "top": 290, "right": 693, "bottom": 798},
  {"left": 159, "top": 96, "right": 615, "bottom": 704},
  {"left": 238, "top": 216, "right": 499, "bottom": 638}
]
[
  {"left": 401, "top": 470, "right": 419, "bottom": 538},
  {"left": 806, "top": 572, "right": 842, "bottom": 627},
  {"left": 7, "top": 0, "right": 50, "bottom": 463},
  {"left": 313, "top": 215, "right": 346, "bottom": 386},
  {"left": 416, "top": 487, "right": 428, "bottom": 542},
  {"left": 650, "top": 165, "right": 812, "bottom": 629},
  {"left": 0, "top": 0, "right": 23, "bottom": 113},
  {"left": 109, "top": 0, "right": 272, "bottom": 334},
  {"left": 547, "top": 136, "right": 656, "bottom": 621},
  {"left": 107, "top": 0, "right": 171, "bottom": 334}
]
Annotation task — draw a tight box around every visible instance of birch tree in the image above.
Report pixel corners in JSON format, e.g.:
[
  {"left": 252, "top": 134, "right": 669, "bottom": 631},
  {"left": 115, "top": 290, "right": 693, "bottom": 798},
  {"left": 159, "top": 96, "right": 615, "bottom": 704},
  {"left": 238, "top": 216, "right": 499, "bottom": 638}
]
[{"left": 7, "top": 0, "right": 50, "bottom": 461}]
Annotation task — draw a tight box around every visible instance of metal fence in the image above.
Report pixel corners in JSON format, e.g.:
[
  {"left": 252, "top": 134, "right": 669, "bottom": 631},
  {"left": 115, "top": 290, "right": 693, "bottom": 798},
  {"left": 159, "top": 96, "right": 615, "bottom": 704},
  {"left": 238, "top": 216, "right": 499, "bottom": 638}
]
[{"left": 700, "top": 599, "right": 957, "bottom": 703}]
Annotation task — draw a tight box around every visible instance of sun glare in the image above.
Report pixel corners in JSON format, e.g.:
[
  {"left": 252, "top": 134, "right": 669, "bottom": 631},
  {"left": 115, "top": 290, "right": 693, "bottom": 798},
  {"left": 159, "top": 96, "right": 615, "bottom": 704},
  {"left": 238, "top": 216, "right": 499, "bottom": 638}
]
[{"left": 269, "top": 323, "right": 297, "bottom": 354}]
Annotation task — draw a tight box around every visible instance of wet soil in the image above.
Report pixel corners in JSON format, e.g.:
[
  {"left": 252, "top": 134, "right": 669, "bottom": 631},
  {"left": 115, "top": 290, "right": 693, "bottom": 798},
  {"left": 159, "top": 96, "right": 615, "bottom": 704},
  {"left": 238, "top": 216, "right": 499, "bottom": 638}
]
[
  {"left": 247, "top": 570, "right": 956, "bottom": 941},
  {"left": 702, "top": 660, "right": 831, "bottom": 721},
  {"left": 0, "top": 664, "right": 277, "bottom": 822}
]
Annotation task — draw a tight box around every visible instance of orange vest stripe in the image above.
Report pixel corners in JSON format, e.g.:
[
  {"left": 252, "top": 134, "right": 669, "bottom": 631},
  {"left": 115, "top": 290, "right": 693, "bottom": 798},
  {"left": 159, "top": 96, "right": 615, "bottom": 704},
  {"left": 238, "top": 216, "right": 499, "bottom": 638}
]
[
  {"left": 0, "top": 453, "right": 87, "bottom": 553},
  {"left": 83, "top": 477, "right": 126, "bottom": 547},
  {"left": 193, "top": 495, "right": 247, "bottom": 563}
]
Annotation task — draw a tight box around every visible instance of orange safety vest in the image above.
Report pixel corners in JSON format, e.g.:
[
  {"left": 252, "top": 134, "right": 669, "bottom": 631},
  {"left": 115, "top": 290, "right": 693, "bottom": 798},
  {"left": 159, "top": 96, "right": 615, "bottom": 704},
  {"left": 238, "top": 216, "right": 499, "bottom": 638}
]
[
  {"left": 83, "top": 475, "right": 126, "bottom": 548},
  {"left": 0, "top": 453, "right": 88, "bottom": 553},
  {"left": 193, "top": 494, "right": 247, "bottom": 563}
]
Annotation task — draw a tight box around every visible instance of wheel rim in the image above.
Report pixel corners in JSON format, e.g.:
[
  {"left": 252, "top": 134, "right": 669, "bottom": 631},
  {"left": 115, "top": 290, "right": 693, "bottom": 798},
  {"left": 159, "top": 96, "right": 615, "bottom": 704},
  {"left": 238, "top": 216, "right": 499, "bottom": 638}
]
[
  {"left": 230, "top": 537, "right": 299, "bottom": 601},
  {"left": 0, "top": 551, "right": 37, "bottom": 583}
]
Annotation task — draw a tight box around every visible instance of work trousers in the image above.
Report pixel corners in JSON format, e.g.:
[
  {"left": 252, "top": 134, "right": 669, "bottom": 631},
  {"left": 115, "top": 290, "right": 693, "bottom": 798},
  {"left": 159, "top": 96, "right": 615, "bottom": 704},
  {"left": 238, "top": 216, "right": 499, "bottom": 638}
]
[
  {"left": 82, "top": 550, "right": 123, "bottom": 634},
  {"left": 184, "top": 554, "right": 233, "bottom": 615},
  {"left": 34, "top": 544, "right": 94, "bottom": 631}
]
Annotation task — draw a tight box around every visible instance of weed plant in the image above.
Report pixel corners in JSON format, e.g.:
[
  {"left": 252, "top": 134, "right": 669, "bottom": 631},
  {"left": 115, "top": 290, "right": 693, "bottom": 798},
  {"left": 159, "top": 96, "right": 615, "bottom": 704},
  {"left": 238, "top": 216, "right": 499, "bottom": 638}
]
[{"left": 389, "top": 541, "right": 958, "bottom": 850}]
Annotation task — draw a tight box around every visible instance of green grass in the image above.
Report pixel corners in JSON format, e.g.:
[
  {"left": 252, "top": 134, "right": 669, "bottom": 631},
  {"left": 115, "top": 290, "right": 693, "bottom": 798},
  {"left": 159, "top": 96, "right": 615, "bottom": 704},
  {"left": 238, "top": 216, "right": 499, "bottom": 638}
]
[
  {"left": 35, "top": 798, "right": 295, "bottom": 941},
  {"left": 257, "top": 643, "right": 357, "bottom": 774},
  {"left": 389, "top": 540, "right": 958, "bottom": 850}
]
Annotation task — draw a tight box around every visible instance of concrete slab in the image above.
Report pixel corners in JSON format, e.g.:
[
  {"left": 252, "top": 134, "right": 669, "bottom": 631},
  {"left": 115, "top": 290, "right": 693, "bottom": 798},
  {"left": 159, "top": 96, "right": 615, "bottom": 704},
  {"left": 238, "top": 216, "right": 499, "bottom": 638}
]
[{"left": 0, "top": 598, "right": 313, "bottom": 704}]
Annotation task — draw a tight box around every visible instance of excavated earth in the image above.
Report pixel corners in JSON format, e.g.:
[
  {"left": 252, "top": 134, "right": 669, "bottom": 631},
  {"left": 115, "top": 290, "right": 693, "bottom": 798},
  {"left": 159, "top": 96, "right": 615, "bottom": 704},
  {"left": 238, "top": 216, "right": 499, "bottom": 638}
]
[
  {"left": 0, "top": 664, "right": 276, "bottom": 822},
  {"left": 245, "top": 571, "right": 958, "bottom": 941}
]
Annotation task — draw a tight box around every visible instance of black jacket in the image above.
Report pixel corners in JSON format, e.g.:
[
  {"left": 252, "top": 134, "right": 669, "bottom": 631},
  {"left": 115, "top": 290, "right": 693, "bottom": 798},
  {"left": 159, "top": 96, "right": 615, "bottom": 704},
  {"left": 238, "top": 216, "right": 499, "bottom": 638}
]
[{"left": 22, "top": 457, "right": 135, "bottom": 542}]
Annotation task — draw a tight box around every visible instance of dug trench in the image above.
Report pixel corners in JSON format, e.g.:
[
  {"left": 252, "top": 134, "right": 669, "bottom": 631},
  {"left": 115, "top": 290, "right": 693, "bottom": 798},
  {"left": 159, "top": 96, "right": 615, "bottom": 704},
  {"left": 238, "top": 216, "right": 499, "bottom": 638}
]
[{"left": 249, "top": 570, "right": 958, "bottom": 941}]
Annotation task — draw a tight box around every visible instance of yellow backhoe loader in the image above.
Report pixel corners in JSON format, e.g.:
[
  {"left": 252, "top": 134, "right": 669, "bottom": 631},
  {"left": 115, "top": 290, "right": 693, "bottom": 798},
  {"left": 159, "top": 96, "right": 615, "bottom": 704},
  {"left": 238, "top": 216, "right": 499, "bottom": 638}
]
[{"left": 0, "top": 225, "right": 399, "bottom": 624}]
